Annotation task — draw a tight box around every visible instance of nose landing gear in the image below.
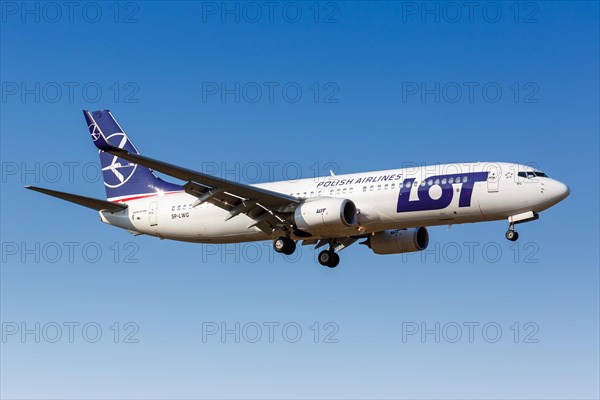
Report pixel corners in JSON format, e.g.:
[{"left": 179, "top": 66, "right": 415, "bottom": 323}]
[
  {"left": 505, "top": 223, "right": 519, "bottom": 242},
  {"left": 505, "top": 211, "right": 539, "bottom": 242}
]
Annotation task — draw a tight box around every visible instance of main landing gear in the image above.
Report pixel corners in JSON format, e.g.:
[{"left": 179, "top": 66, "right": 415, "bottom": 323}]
[
  {"left": 505, "top": 223, "right": 519, "bottom": 242},
  {"left": 318, "top": 249, "right": 340, "bottom": 268},
  {"left": 273, "top": 236, "right": 340, "bottom": 268},
  {"left": 273, "top": 237, "right": 296, "bottom": 255}
]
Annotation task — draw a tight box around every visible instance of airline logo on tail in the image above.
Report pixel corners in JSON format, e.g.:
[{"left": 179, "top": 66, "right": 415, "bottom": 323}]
[
  {"left": 87, "top": 118, "right": 139, "bottom": 188},
  {"left": 100, "top": 132, "right": 138, "bottom": 188},
  {"left": 89, "top": 122, "right": 102, "bottom": 141},
  {"left": 83, "top": 109, "right": 183, "bottom": 201}
]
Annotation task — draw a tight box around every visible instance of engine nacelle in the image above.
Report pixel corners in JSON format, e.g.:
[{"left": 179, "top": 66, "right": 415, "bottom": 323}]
[
  {"left": 293, "top": 198, "right": 358, "bottom": 233},
  {"left": 366, "top": 227, "right": 429, "bottom": 255}
]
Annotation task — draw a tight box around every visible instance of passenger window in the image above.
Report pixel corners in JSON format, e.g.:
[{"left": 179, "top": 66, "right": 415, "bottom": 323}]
[
  {"left": 441, "top": 178, "right": 447, "bottom": 184},
  {"left": 172, "top": 206, "right": 175, "bottom": 211},
  {"left": 177, "top": 205, "right": 181, "bottom": 211},
  {"left": 434, "top": 179, "right": 440, "bottom": 185},
  {"left": 370, "top": 186, "right": 374, "bottom": 191},
  {"left": 391, "top": 183, "right": 395, "bottom": 189},
  {"left": 349, "top": 187, "right": 354, "bottom": 193},
  {"left": 384, "top": 184, "right": 389, "bottom": 190},
  {"left": 449, "top": 177, "right": 454, "bottom": 184},
  {"left": 427, "top": 179, "right": 433, "bottom": 186},
  {"left": 310, "top": 191, "right": 314, "bottom": 196},
  {"left": 462, "top": 176, "right": 468, "bottom": 183},
  {"left": 183, "top": 205, "right": 187, "bottom": 210},
  {"left": 342, "top": 188, "right": 347, "bottom": 194},
  {"left": 363, "top": 186, "right": 367, "bottom": 192},
  {"left": 317, "top": 190, "right": 322, "bottom": 196},
  {"left": 377, "top": 185, "right": 381, "bottom": 191}
]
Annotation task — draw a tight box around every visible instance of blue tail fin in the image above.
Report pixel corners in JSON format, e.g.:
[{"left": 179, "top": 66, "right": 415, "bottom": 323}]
[{"left": 83, "top": 110, "right": 182, "bottom": 202}]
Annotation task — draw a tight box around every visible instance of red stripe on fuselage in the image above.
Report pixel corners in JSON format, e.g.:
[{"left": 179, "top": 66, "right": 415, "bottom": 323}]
[{"left": 110, "top": 191, "right": 184, "bottom": 203}]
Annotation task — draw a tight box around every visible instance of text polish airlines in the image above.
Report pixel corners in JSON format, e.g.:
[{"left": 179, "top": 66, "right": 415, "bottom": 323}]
[{"left": 27, "top": 110, "right": 570, "bottom": 267}]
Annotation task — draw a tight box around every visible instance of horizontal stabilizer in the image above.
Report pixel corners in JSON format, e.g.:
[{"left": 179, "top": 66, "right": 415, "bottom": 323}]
[{"left": 25, "top": 186, "right": 128, "bottom": 212}]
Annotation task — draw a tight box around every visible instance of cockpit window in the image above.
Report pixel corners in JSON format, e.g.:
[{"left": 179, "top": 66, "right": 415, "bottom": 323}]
[{"left": 518, "top": 171, "right": 548, "bottom": 179}]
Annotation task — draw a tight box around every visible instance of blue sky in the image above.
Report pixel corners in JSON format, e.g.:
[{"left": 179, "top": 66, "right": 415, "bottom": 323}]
[{"left": 1, "top": 1, "right": 598, "bottom": 399}]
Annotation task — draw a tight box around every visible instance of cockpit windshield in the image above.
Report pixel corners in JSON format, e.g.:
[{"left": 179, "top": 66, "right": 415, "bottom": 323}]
[{"left": 518, "top": 171, "right": 548, "bottom": 179}]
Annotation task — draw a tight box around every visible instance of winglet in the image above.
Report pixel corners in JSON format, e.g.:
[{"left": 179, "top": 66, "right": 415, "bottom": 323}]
[{"left": 83, "top": 109, "right": 117, "bottom": 151}]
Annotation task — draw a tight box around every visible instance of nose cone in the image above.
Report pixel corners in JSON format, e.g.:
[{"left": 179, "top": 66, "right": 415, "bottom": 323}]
[{"left": 550, "top": 180, "right": 570, "bottom": 203}]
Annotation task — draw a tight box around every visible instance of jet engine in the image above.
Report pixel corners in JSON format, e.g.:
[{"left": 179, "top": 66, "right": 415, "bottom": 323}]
[
  {"left": 364, "top": 227, "right": 429, "bottom": 255},
  {"left": 293, "top": 198, "right": 358, "bottom": 233}
]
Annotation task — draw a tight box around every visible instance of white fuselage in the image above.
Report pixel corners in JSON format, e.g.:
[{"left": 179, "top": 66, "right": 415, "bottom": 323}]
[{"left": 99, "top": 162, "right": 569, "bottom": 243}]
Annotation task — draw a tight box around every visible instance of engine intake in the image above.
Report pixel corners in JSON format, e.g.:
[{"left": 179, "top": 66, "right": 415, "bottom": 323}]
[
  {"left": 365, "top": 227, "right": 429, "bottom": 255},
  {"left": 294, "top": 198, "right": 357, "bottom": 233}
]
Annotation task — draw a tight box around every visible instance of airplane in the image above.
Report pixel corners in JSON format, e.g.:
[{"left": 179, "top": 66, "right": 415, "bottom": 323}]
[{"left": 26, "top": 110, "right": 570, "bottom": 268}]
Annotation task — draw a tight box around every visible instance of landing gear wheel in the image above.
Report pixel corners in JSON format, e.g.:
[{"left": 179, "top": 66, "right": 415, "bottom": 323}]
[
  {"left": 283, "top": 240, "right": 296, "bottom": 255},
  {"left": 273, "top": 237, "right": 296, "bottom": 255},
  {"left": 273, "top": 237, "right": 287, "bottom": 253},
  {"left": 329, "top": 253, "right": 340, "bottom": 268},
  {"left": 505, "top": 230, "right": 519, "bottom": 241},
  {"left": 318, "top": 250, "right": 340, "bottom": 268}
]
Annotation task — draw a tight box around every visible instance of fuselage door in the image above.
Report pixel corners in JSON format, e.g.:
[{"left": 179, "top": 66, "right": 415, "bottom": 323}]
[
  {"left": 484, "top": 163, "right": 500, "bottom": 193},
  {"left": 149, "top": 201, "right": 158, "bottom": 226}
]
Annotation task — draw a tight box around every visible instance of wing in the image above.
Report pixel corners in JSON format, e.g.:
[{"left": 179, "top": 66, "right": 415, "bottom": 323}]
[
  {"left": 99, "top": 150, "right": 299, "bottom": 234},
  {"left": 86, "top": 111, "right": 299, "bottom": 234}
]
